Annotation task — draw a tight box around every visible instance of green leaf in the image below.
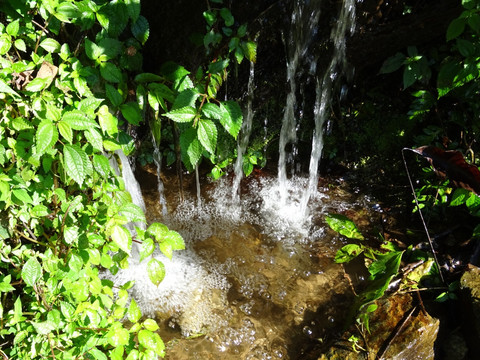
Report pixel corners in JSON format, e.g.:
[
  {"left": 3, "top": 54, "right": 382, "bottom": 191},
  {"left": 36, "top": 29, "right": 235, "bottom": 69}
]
[
  {"left": 0, "top": 79, "right": 20, "bottom": 98},
  {"left": 88, "top": 348, "right": 108, "bottom": 360},
  {"left": 379, "top": 52, "right": 405, "bottom": 74},
  {"left": 98, "top": 38, "right": 123, "bottom": 60},
  {"left": 120, "top": 102, "right": 142, "bottom": 125},
  {"left": 335, "top": 244, "right": 364, "bottom": 263},
  {"left": 201, "top": 103, "right": 222, "bottom": 120},
  {"left": 368, "top": 251, "right": 403, "bottom": 280},
  {"left": 120, "top": 203, "right": 146, "bottom": 223},
  {"left": 58, "top": 121, "right": 73, "bottom": 143},
  {"left": 79, "top": 97, "right": 104, "bottom": 114},
  {"left": 14, "top": 38, "right": 26, "bottom": 52},
  {"left": 125, "top": 0, "right": 141, "bottom": 21},
  {"left": 219, "top": 101, "right": 243, "bottom": 139},
  {"left": 106, "top": 325, "right": 130, "bottom": 347},
  {"left": 12, "top": 189, "right": 33, "bottom": 204},
  {"left": 447, "top": 17, "right": 466, "bottom": 41},
  {"left": 86, "top": 128, "right": 104, "bottom": 152},
  {"left": 39, "top": 38, "right": 61, "bottom": 53},
  {"left": 135, "top": 73, "right": 163, "bottom": 83},
  {"left": 0, "top": 34, "right": 12, "bottom": 55},
  {"left": 220, "top": 8, "right": 234, "bottom": 26},
  {"left": 25, "top": 77, "right": 48, "bottom": 92},
  {"left": 147, "top": 258, "right": 165, "bottom": 286},
  {"left": 93, "top": 154, "right": 111, "bottom": 177},
  {"left": 241, "top": 41, "right": 257, "bottom": 63},
  {"left": 325, "top": 213, "right": 364, "bottom": 240},
  {"left": 98, "top": 105, "right": 119, "bottom": 136},
  {"left": 105, "top": 83, "right": 124, "bottom": 107},
  {"left": 450, "top": 188, "right": 470, "bottom": 206},
  {"left": 100, "top": 63, "right": 123, "bottom": 83},
  {"left": 197, "top": 119, "right": 217, "bottom": 155},
  {"left": 131, "top": 15, "right": 149, "bottom": 45},
  {"left": 149, "top": 82, "right": 175, "bottom": 104},
  {"left": 164, "top": 106, "right": 196, "bottom": 123},
  {"left": 22, "top": 257, "right": 42, "bottom": 287},
  {"left": 468, "top": 13, "right": 480, "bottom": 33},
  {"left": 64, "top": 144, "right": 88, "bottom": 186},
  {"left": 172, "top": 88, "right": 200, "bottom": 110},
  {"left": 62, "top": 110, "right": 99, "bottom": 130},
  {"left": 143, "top": 319, "right": 160, "bottom": 331},
  {"left": 208, "top": 58, "right": 229, "bottom": 74},
  {"left": 139, "top": 238, "right": 155, "bottom": 262},
  {"left": 180, "top": 128, "right": 203, "bottom": 170},
  {"left": 111, "top": 225, "right": 132, "bottom": 254},
  {"left": 36, "top": 120, "right": 58, "bottom": 155},
  {"left": 6, "top": 19, "right": 20, "bottom": 36},
  {"left": 127, "top": 298, "right": 142, "bottom": 323},
  {"left": 31, "top": 204, "right": 49, "bottom": 217},
  {"left": 55, "top": 1, "right": 80, "bottom": 21}
]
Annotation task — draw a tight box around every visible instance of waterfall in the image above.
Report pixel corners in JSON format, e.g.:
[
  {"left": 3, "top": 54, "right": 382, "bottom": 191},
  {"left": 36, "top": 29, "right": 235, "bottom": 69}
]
[
  {"left": 152, "top": 141, "right": 168, "bottom": 216},
  {"left": 277, "top": 0, "right": 322, "bottom": 204},
  {"left": 232, "top": 61, "right": 255, "bottom": 201},
  {"left": 113, "top": 150, "right": 146, "bottom": 214},
  {"left": 300, "top": 0, "right": 356, "bottom": 214}
]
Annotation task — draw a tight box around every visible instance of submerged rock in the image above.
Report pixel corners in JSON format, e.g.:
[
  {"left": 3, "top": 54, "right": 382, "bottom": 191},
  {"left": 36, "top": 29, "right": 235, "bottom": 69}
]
[
  {"left": 314, "top": 293, "right": 439, "bottom": 360},
  {"left": 460, "top": 264, "right": 480, "bottom": 359}
]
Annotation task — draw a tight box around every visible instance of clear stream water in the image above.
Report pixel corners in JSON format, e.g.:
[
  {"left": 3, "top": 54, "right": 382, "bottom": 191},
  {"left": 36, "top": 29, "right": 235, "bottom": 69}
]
[{"left": 111, "top": 1, "right": 365, "bottom": 358}]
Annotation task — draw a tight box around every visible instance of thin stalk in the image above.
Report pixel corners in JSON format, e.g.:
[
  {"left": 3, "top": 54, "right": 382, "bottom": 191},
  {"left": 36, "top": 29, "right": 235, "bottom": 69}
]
[{"left": 402, "top": 148, "right": 445, "bottom": 284}]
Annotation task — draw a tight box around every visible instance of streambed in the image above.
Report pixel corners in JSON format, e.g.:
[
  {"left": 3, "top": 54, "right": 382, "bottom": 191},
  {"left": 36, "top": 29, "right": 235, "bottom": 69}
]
[{"left": 116, "top": 167, "right": 387, "bottom": 359}]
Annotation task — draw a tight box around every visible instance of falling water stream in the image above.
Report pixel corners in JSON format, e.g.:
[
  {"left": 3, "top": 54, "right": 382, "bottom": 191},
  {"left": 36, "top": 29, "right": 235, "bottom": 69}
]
[{"left": 110, "top": 1, "right": 367, "bottom": 358}]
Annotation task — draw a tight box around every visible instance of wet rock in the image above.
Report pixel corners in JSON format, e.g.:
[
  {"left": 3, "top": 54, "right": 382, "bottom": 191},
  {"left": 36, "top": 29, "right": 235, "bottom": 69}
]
[
  {"left": 460, "top": 264, "right": 480, "bottom": 359},
  {"left": 313, "top": 293, "right": 439, "bottom": 360}
]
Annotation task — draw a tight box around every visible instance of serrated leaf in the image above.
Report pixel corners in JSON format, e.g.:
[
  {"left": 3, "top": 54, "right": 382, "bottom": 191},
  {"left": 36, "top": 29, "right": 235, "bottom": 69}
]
[
  {"left": 85, "top": 39, "right": 101, "bottom": 60},
  {"left": 201, "top": 103, "right": 222, "bottom": 120},
  {"left": 25, "top": 77, "right": 48, "bottom": 92},
  {"left": 164, "top": 106, "right": 196, "bottom": 123},
  {"left": 62, "top": 110, "right": 99, "bottom": 130},
  {"left": 6, "top": 19, "right": 20, "bottom": 36},
  {"left": 220, "top": 7, "right": 234, "bottom": 26},
  {"left": 172, "top": 88, "right": 200, "bottom": 110},
  {"left": 36, "top": 120, "right": 58, "bottom": 155},
  {"left": 334, "top": 244, "right": 363, "bottom": 263},
  {"left": 100, "top": 62, "right": 123, "bottom": 83},
  {"left": 39, "top": 38, "right": 61, "bottom": 53},
  {"left": 120, "top": 203, "right": 146, "bottom": 223},
  {"left": 219, "top": 101, "right": 243, "bottom": 139},
  {"left": 147, "top": 222, "right": 169, "bottom": 240},
  {"left": 85, "top": 128, "right": 104, "bottom": 152},
  {"left": 79, "top": 97, "right": 104, "bottom": 114},
  {"left": 125, "top": 0, "right": 141, "bottom": 21},
  {"left": 31, "top": 204, "right": 49, "bottom": 217},
  {"left": 14, "top": 38, "right": 26, "bottom": 52},
  {"left": 103, "top": 139, "right": 122, "bottom": 151},
  {"left": 198, "top": 119, "right": 217, "bottom": 155},
  {"left": 147, "top": 258, "right": 165, "bottom": 286},
  {"left": 111, "top": 225, "right": 132, "bottom": 254},
  {"left": 64, "top": 144, "right": 88, "bottom": 186},
  {"left": 98, "top": 38, "right": 123, "bottom": 60},
  {"left": 22, "top": 257, "right": 42, "bottom": 287},
  {"left": 127, "top": 298, "right": 142, "bottom": 323},
  {"left": 0, "top": 34, "right": 11, "bottom": 55},
  {"left": 242, "top": 41, "right": 257, "bottom": 63},
  {"left": 98, "top": 105, "right": 119, "bottom": 136},
  {"left": 57, "top": 121, "right": 73, "bottom": 143},
  {"left": 106, "top": 325, "right": 129, "bottom": 347},
  {"left": 93, "top": 154, "right": 111, "bottom": 177},
  {"left": 180, "top": 128, "right": 203, "bottom": 170},
  {"left": 139, "top": 238, "right": 155, "bottom": 262},
  {"left": 131, "top": 15, "right": 149, "bottom": 45},
  {"left": 325, "top": 213, "right": 364, "bottom": 240}
]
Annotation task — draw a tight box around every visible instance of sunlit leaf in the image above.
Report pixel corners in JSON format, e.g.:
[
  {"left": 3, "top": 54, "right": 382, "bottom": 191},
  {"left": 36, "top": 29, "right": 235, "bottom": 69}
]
[
  {"left": 325, "top": 213, "right": 364, "bottom": 240},
  {"left": 197, "top": 119, "right": 217, "bottom": 155},
  {"left": 36, "top": 119, "right": 58, "bottom": 155},
  {"left": 164, "top": 106, "right": 196, "bottom": 123},
  {"left": 147, "top": 258, "right": 165, "bottom": 286},
  {"left": 111, "top": 225, "right": 132, "bottom": 254},
  {"left": 64, "top": 144, "right": 88, "bottom": 186},
  {"left": 22, "top": 257, "right": 42, "bottom": 287}
]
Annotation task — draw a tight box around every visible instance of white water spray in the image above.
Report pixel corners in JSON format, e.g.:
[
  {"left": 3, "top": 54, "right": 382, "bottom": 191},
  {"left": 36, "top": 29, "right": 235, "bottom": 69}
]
[
  {"left": 232, "top": 61, "right": 255, "bottom": 201},
  {"left": 300, "top": 0, "right": 356, "bottom": 215},
  {"left": 278, "top": 0, "right": 322, "bottom": 204}
]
